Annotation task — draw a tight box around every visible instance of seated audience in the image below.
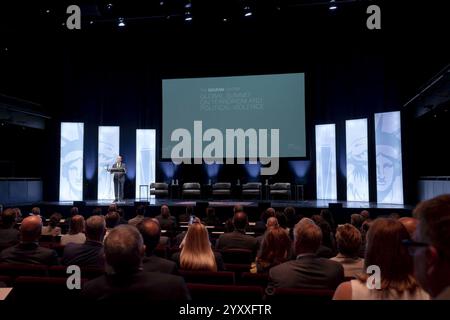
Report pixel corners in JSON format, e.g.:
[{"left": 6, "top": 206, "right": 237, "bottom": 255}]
[
  {"left": 255, "top": 226, "right": 291, "bottom": 273},
  {"left": 62, "top": 215, "right": 106, "bottom": 268},
  {"left": 284, "top": 207, "right": 298, "bottom": 229},
  {"left": 116, "top": 207, "right": 128, "bottom": 225},
  {"left": 41, "top": 213, "right": 62, "bottom": 237},
  {"left": 128, "top": 205, "right": 146, "bottom": 227},
  {"left": 203, "top": 207, "right": 220, "bottom": 226},
  {"left": 255, "top": 208, "right": 276, "bottom": 232},
  {"left": 172, "top": 221, "right": 223, "bottom": 271},
  {"left": 351, "top": 213, "right": 365, "bottom": 230},
  {"left": 81, "top": 225, "right": 190, "bottom": 302},
  {"left": 331, "top": 224, "right": 364, "bottom": 277},
  {"left": 413, "top": 194, "right": 450, "bottom": 300},
  {"left": 399, "top": 216, "right": 418, "bottom": 238},
  {"left": 13, "top": 208, "right": 23, "bottom": 223},
  {"left": 0, "top": 215, "right": 58, "bottom": 265},
  {"left": 333, "top": 218, "right": 429, "bottom": 300},
  {"left": 312, "top": 215, "right": 336, "bottom": 258},
  {"left": 360, "top": 210, "right": 370, "bottom": 220},
  {"left": 267, "top": 218, "right": 344, "bottom": 292},
  {"left": 30, "top": 207, "right": 42, "bottom": 217},
  {"left": 215, "top": 211, "right": 258, "bottom": 255},
  {"left": 61, "top": 215, "right": 86, "bottom": 245},
  {"left": 0, "top": 208, "right": 19, "bottom": 248},
  {"left": 155, "top": 205, "right": 177, "bottom": 230},
  {"left": 137, "top": 218, "right": 177, "bottom": 274},
  {"left": 178, "top": 206, "right": 193, "bottom": 223},
  {"left": 104, "top": 211, "right": 120, "bottom": 239},
  {"left": 320, "top": 209, "right": 336, "bottom": 233},
  {"left": 256, "top": 217, "right": 279, "bottom": 248}
]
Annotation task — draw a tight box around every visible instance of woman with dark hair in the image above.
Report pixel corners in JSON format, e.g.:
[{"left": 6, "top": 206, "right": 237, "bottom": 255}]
[
  {"left": 320, "top": 209, "right": 336, "bottom": 233},
  {"left": 255, "top": 226, "right": 292, "bottom": 273},
  {"left": 311, "top": 215, "right": 336, "bottom": 257},
  {"left": 333, "top": 218, "right": 429, "bottom": 300},
  {"left": 41, "top": 213, "right": 62, "bottom": 236}
]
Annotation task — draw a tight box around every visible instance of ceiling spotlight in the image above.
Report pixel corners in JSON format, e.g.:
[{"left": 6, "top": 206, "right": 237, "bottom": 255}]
[
  {"left": 89, "top": 20, "right": 94, "bottom": 25},
  {"left": 45, "top": 9, "right": 50, "bottom": 14},
  {"left": 106, "top": 3, "right": 113, "bottom": 10},
  {"left": 118, "top": 17, "right": 126, "bottom": 27},
  {"left": 185, "top": 11, "right": 192, "bottom": 21},
  {"left": 185, "top": 1, "right": 192, "bottom": 9},
  {"left": 160, "top": 1, "right": 164, "bottom": 5},
  {"left": 244, "top": 6, "right": 252, "bottom": 17},
  {"left": 329, "top": 0, "right": 337, "bottom": 10}
]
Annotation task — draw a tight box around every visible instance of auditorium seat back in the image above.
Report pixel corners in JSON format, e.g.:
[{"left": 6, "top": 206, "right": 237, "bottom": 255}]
[{"left": 178, "top": 270, "right": 235, "bottom": 285}]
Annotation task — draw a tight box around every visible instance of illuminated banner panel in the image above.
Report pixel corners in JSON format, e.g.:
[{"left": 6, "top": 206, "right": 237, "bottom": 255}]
[
  {"left": 375, "top": 111, "right": 404, "bottom": 204},
  {"left": 98, "top": 126, "right": 120, "bottom": 200},
  {"left": 346, "top": 119, "right": 369, "bottom": 201},
  {"left": 59, "top": 122, "right": 84, "bottom": 201},
  {"left": 136, "top": 129, "right": 156, "bottom": 198},
  {"left": 316, "top": 124, "right": 337, "bottom": 200}
]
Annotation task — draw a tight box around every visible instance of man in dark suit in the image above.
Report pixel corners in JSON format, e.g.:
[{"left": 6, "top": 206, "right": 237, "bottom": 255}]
[
  {"left": 155, "top": 205, "right": 177, "bottom": 230},
  {"left": 137, "top": 218, "right": 177, "bottom": 274},
  {"left": 267, "top": 218, "right": 344, "bottom": 293},
  {"left": 81, "top": 225, "right": 190, "bottom": 302},
  {"left": 62, "top": 215, "right": 106, "bottom": 268},
  {"left": 215, "top": 211, "right": 258, "bottom": 255},
  {"left": 0, "top": 215, "right": 58, "bottom": 265},
  {"left": 0, "top": 208, "right": 19, "bottom": 248},
  {"left": 110, "top": 155, "right": 127, "bottom": 202}
]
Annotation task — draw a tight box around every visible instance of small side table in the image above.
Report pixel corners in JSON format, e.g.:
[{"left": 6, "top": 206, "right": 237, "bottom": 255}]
[{"left": 139, "top": 185, "right": 149, "bottom": 201}]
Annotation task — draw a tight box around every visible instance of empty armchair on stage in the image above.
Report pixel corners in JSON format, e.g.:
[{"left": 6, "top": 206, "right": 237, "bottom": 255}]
[
  {"left": 182, "top": 182, "right": 202, "bottom": 199},
  {"left": 150, "top": 182, "right": 169, "bottom": 198},
  {"left": 241, "top": 182, "right": 262, "bottom": 199},
  {"left": 212, "top": 182, "right": 232, "bottom": 198},
  {"left": 269, "top": 182, "right": 292, "bottom": 200}
]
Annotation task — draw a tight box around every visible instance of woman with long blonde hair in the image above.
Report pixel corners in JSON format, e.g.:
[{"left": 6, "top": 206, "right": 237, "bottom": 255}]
[{"left": 173, "top": 222, "right": 223, "bottom": 271}]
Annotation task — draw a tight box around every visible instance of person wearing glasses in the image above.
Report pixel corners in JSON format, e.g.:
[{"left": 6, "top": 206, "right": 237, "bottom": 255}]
[
  {"left": 412, "top": 194, "right": 450, "bottom": 300},
  {"left": 333, "top": 218, "right": 429, "bottom": 300}
]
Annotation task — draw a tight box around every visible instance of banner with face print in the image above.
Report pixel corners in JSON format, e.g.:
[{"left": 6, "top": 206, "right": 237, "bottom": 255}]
[
  {"left": 136, "top": 129, "right": 156, "bottom": 198},
  {"left": 59, "top": 122, "right": 84, "bottom": 201},
  {"left": 98, "top": 126, "right": 120, "bottom": 200},
  {"left": 346, "top": 119, "right": 369, "bottom": 202},
  {"left": 316, "top": 124, "right": 337, "bottom": 200},
  {"left": 375, "top": 111, "right": 404, "bottom": 204}
]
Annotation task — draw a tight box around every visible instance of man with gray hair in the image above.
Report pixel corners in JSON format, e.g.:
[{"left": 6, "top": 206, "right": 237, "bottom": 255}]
[
  {"left": 62, "top": 215, "right": 106, "bottom": 268},
  {"left": 81, "top": 225, "right": 190, "bottom": 302},
  {"left": 267, "top": 218, "right": 344, "bottom": 292}
]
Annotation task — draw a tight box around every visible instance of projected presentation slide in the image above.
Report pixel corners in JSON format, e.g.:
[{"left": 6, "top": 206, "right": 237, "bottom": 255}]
[
  {"left": 59, "top": 122, "right": 84, "bottom": 201},
  {"left": 98, "top": 126, "right": 120, "bottom": 200},
  {"left": 346, "top": 119, "right": 369, "bottom": 202},
  {"left": 162, "top": 73, "right": 306, "bottom": 159},
  {"left": 375, "top": 111, "right": 404, "bottom": 204},
  {"left": 316, "top": 124, "right": 337, "bottom": 200}
]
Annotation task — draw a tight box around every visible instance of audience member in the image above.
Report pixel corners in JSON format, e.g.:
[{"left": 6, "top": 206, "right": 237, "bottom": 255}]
[
  {"left": 360, "top": 210, "right": 370, "bottom": 220},
  {"left": 62, "top": 215, "right": 106, "bottom": 268},
  {"left": 312, "top": 215, "right": 336, "bottom": 258},
  {"left": 156, "top": 205, "right": 177, "bottom": 230},
  {"left": 137, "top": 218, "right": 177, "bottom": 274},
  {"left": 104, "top": 211, "right": 120, "bottom": 239},
  {"left": 255, "top": 208, "right": 276, "bottom": 232},
  {"left": 0, "top": 215, "right": 58, "bottom": 265},
  {"left": 399, "top": 217, "right": 418, "bottom": 238},
  {"left": 256, "top": 226, "right": 291, "bottom": 273},
  {"left": 350, "top": 213, "right": 364, "bottom": 230},
  {"left": 256, "top": 217, "right": 279, "bottom": 248},
  {"left": 41, "top": 213, "right": 62, "bottom": 237},
  {"left": 331, "top": 224, "right": 364, "bottom": 277},
  {"left": 320, "top": 209, "right": 336, "bottom": 233},
  {"left": 31, "top": 207, "right": 41, "bottom": 217},
  {"left": 61, "top": 215, "right": 86, "bottom": 245},
  {"left": 333, "top": 218, "right": 429, "bottom": 300},
  {"left": 203, "top": 207, "right": 220, "bottom": 226},
  {"left": 215, "top": 211, "right": 258, "bottom": 255},
  {"left": 172, "top": 222, "right": 224, "bottom": 271},
  {"left": 267, "top": 218, "right": 344, "bottom": 292},
  {"left": 0, "top": 208, "right": 19, "bottom": 248},
  {"left": 413, "top": 195, "right": 450, "bottom": 299},
  {"left": 128, "top": 205, "right": 146, "bottom": 227},
  {"left": 81, "top": 225, "right": 190, "bottom": 302}
]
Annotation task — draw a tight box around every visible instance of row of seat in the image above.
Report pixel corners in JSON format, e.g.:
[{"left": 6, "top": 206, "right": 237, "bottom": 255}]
[{"left": 149, "top": 182, "right": 293, "bottom": 199}]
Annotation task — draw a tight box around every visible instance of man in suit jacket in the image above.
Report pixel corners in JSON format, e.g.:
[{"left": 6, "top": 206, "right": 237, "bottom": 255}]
[
  {"left": 155, "top": 205, "right": 177, "bottom": 231},
  {"left": 215, "top": 211, "right": 258, "bottom": 255},
  {"left": 267, "top": 218, "right": 344, "bottom": 293},
  {"left": 137, "top": 218, "right": 177, "bottom": 274},
  {"left": 110, "top": 155, "right": 127, "bottom": 202},
  {"left": 0, "top": 208, "right": 19, "bottom": 248},
  {"left": 81, "top": 225, "right": 189, "bottom": 302},
  {"left": 62, "top": 215, "right": 106, "bottom": 268},
  {"left": 0, "top": 215, "right": 58, "bottom": 265}
]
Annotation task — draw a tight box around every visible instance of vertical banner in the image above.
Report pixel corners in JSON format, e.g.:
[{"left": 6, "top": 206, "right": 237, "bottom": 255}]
[
  {"left": 375, "top": 111, "right": 404, "bottom": 204},
  {"left": 59, "top": 122, "right": 84, "bottom": 201},
  {"left": 316, "top": 124, "right": 337, "bottom": 200},
  {"left": 136, "top": 129, "right": 156, "bottom": 198},
  {"left": 98, "top": 126, "right": 120, "bottom": 200},
  {"left": 346, "top": 119, "right": 369, "bottom": 201}
]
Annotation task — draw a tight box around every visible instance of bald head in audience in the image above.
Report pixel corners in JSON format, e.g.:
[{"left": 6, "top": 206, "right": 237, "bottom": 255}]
[
  {"left": 294, "top": 218, "right": 322, "bottom": 256},
  {"left": 399, "top": 217, "right": 418, "bottom": 238},
  {"left": 104, "top": 225, "right": 145, "bottom": 274},
  {"left": 266, "top": 217, "right": 279, "bottom": 229},
  {"left": 69, "top": 215, "right": 85, "bottom": 234},
  {"left": 137, "top": 219, "right": 161, "bottom": 255},
  {"left": 20, "top": 215, "right": 43, "bottom": 242},
  {"left": 233, "top": 211, "right": 248, "bottom": 231},
  {"left": 85, "top": 215, "right": 106, "bottom": 242}
]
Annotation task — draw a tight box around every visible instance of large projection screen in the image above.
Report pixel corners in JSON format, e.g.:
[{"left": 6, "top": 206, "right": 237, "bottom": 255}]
[
  {"left": 375, "top": 111, "right": 404, "bottom": 204},
  {"left": 59, "top": 122, "right": 84, "bottom": 201},
  {"left": 98, "top": 126, "right": 120, "bottom": 200},
  {"left": 162, "top": 73, "right": 306, "bottom": 160}
]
